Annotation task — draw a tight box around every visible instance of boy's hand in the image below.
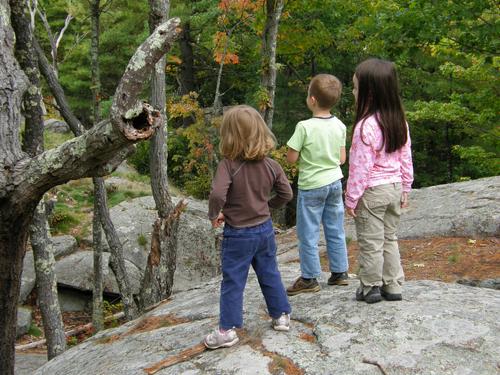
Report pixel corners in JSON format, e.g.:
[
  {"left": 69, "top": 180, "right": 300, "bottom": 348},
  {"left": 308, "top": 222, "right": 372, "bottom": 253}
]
[
  {"left": 211, "top": 212, "right": 225, "bottom": 228},
  {"left": 401, "top": 192, "right": 409, "bottom": 208},
  {"left": 346, "top": 208, "right": 356, "bottom": 217}
]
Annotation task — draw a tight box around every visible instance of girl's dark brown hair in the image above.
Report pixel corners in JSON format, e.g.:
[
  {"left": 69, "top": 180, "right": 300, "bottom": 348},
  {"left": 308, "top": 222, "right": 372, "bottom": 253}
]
[{"left": 354, "top": 58, "right": 407, "bottom": 153}]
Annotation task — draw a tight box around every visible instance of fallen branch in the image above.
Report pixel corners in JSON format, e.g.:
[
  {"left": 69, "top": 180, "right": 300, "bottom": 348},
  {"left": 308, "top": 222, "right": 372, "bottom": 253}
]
[
  {"left": 362, "top": 358, "right": 388, "bottom": 375},
  {"left": 143, "top": 343, "right": 206, "bottom": 374},
  {"left": 15, "top": 311, "right": 125, "bottom": 351}
]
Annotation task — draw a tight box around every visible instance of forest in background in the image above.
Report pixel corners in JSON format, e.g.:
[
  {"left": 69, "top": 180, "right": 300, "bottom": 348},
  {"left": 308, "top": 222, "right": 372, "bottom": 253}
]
[{"left": 37, "top": 0, "right": 499, "bottom": 197}]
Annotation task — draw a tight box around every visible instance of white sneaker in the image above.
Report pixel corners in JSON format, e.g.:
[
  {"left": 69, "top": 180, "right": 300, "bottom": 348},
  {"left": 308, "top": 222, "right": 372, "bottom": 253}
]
[
  {"left": 272, "top": 313, "right": 290, "bottom": 331},
  {"left": 204, "top": 328, "right": 239, "bottom": 349}
]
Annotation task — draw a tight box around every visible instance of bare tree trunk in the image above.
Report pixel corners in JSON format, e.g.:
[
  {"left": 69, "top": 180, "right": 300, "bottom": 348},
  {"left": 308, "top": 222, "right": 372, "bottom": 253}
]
[
  {"left": 10, "top": 0, "right": 66, "bottom": 360},
  {"left": 138, "top": 0, "right": 185, "bottom": 310},
  {"left": 90, "top": 0, "right": 104, "bottom": 333},
  {"left": 30, "top": 203, "right": 67, "bottom": 359},
  {"left": 179, "top": 21, "right": 195, "bottom": 126},
  {"left": 96, "top": 179, "right": 139, "bottom": 320},
  {"left": 0, "top": 3, "right": 181, "bottom": 371},
  {"left": 91, "top": 193, "right": 104, "bottom": 331},
  {"left": 260, "top": 0, "right": 284, "bottom": 129},
  {"left": 212, "top": 30, "right": 231, "bottom": 116},
  {"left": 179, "top": 21, "right": 195, "bottom": 94}
]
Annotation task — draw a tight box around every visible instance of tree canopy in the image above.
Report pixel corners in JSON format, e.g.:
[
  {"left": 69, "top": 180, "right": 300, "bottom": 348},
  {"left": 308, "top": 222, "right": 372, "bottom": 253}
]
[{"left": 36, "top": 0, "right": 499, "bottom": 190}]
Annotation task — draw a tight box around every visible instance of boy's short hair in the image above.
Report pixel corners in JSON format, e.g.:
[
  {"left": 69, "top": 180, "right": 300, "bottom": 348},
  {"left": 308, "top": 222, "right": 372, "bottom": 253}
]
[
  {"left": 308, "top": 74, "right": 342, "bottom": 109},
  {"left": 219, "top": 105, "right": 276, "bottom": 161}
]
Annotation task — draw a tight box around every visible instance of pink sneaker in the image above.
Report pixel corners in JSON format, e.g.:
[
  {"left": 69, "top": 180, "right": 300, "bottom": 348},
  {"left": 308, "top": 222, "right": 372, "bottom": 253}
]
[{"left": 204, "top": 328, "right": 239, "bottom": 349}]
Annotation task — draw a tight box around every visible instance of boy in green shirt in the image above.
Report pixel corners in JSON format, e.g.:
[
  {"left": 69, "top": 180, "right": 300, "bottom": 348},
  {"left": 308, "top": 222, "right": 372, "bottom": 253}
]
[{"left": 286, "top": 74, "right": 349, "bottom": 295}]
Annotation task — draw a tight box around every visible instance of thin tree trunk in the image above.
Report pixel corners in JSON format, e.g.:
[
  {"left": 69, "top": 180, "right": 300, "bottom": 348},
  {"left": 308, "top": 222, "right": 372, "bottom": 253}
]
[
  {"left": 138, "top": 0, "right": 184, "bottom": 310},
  {"left": 260, "top": 0, "right": 284, "bottom": 129},
  {"left": 90, "top": 0, "right": 104, "bottom": 333},
  {"left": 95, "top": 178, "right": 139, "bottom": 320},
  {"left": 0, "top": 7, "right": 181, "bottom": 372},
  {"left": 212, "top": 30, "right": 231, "bottom": 116},
  {"left": 179, "top": 21, "right": 195, "bottom": 126},
  {"left": 179, "top": 21, "right": 195, "bottom": 95},
  {"left": 10, "top": 0, "right": 66, "bottom": 360},
  {"left": 30, "top": 203, "right": 67, "bottom": 359}
]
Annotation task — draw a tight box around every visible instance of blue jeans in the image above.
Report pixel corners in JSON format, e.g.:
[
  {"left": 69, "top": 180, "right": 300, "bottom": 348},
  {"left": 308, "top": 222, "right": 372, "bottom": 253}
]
[
  {"left": 297, "top": 179, "right": 348, "bottom": 279},
  {"left": 219, "top": 219, "right": 291, "bottom": 329}
]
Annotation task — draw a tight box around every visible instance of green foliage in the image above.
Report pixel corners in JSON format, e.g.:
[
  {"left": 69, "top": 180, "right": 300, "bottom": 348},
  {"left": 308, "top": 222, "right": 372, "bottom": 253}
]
[
  {"left": 137, "top": 233, "right": 148, "bottom": 247},
  {"left": 27, "top": 324, "right": 43, "bottom": 337},
  {"left": 127, "top": 143, "right": 151, "bottom": 176},
  {"left": 167, "top": 93, "right": 219, "bottom": 199},
  {"left": 38, "top": 0, "right": 499, "bottom": 191}
]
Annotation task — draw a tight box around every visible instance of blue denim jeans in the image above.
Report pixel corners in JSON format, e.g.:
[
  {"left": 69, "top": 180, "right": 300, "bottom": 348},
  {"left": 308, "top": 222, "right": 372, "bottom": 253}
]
[
  {"left": 219, "top": 219, "right": 291, "bottom": 329},
  {"left": 297, "top": 179, "right": 348, "bottom": 279}
]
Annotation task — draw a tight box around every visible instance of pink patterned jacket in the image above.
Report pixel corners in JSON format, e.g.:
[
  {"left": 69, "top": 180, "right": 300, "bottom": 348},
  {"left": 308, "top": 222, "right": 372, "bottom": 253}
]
[{"left": 345, "top": 114, "right": 414, "bottom": 209}]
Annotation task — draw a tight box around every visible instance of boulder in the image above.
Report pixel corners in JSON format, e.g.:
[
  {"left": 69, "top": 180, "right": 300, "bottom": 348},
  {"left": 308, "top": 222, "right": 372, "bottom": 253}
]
[
  {"left": 43, "top": 118, "right": 70, "bottom": 133},
  {"left": 15, "top": 354, "right": 47, "bottom": 375},
  {"left": 19, "top": 251, "right": 36, "bottom": 303},
  {"left": 55, "top": 251, "right": 142, "bottom": 295},
  {"left": 34, "top": 264, "right": 500, "bottom": 375},
  {"left": 345, "top": 176, "right": 500, "bottom": 240},
  {"left": 98, "top": 196, "right": 220, "bottom": 292},
  {"left": 16, "top": 306, "right": 32, "bottom": 338},
  {"left": 51, "top": 235, "right": 78, "bottom": 259}
]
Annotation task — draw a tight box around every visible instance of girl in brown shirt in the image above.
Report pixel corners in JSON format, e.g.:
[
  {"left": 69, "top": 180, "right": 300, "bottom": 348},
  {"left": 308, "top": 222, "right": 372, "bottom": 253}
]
[{"left": 204, "top": 105, "right": 293, "bottom": 349}]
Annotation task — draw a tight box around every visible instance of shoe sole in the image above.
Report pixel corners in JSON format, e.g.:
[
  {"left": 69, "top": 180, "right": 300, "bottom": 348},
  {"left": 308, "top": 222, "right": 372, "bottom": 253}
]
[
  {"left": 356, "top": 290, "right": 382, "bottom": 304},
  {"left": 327, "top": 280, "right": 349, "bottom": 286},
  {"left": 381, "top": 291, "right": 402, "bottom": 301},
  {"left": 287, "top": 285, "right": 320, "bottom": 296},
  {"left": 204, "top": 337, "right": 239, "bottom": 349},
  {"left": 272, "top": 325, "right": 290, "bottom": 332},
  {"left": 364, "top": 296, "right": 382, "bottom": 304}
]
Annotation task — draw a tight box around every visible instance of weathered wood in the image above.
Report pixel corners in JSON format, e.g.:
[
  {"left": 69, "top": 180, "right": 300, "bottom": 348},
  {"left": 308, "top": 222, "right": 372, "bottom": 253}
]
[
  {"left": 0, "top": 4, "right": 181, "bottom": 372},
  {"left": 90, "top": 0, "right": 105, "bottom": 333},
  {"left": 30, "top": 203, "right": 67, "bottom": 359},
  {"left": 138, "top": 0, "right": 180, "bottom": 310},
  {"left": 95, "top": 176, "right": 139, "bottom": 320},
  {"left": 10, "top": 0, "right": 67, "bottom": 360},
  {"left": 143, "top": 343, "right": 207, "bottom": 374},
  {"left": 15, "top": 311, "right": 125, "bottom": 351}
]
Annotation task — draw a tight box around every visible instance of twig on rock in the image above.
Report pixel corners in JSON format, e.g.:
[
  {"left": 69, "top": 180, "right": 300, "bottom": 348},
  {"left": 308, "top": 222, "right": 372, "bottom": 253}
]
[
  {"left": 143, "top": 343, "right": 206, "bottom": 374},
  {"left": 362, "top": 358, "right": 388, "bottom": 375}
]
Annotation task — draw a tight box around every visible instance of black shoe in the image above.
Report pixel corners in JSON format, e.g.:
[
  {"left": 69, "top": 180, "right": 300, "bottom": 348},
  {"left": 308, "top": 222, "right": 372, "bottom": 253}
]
[
  {"left": 356, "top": 286, "right": 382, "bottom": 304},
  {"left": 381, "top": 289, "right": 402, "bottom": 301},
  {"left": 327, "top": 272, "right": 349, "bottom": 286}
]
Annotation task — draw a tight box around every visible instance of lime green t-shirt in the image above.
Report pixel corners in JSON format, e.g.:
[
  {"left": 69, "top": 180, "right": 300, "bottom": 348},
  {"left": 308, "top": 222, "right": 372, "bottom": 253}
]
[{"left": 287, "top": 116, "right": 346, "bottom": 190}]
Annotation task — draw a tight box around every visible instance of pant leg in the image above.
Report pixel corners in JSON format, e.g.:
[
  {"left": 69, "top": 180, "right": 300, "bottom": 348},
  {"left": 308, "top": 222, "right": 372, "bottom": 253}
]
[
  {"left": 354, "top": 185, "right": 390, "bottom": 295},
  {"left": 251, "top": 220, "right": 291, "bottom": 319},
  {"left": 219, "top": 226, "right": 256, "bottom": 329},
  {"left": 322, "top": 180, "right": 348, "bottom": 273},
  {"left": 382, "top": 183, "right": 405, "bottom": 294},
  {"left": 296, "top": 186, "right": 328, "bottom": 279}
]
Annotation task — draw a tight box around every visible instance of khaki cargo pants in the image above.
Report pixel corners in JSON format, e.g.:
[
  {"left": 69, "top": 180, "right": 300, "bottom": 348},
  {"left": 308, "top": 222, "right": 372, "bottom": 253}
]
[{"left": 354, "top": 183, "right": 405, "bottom": 295}]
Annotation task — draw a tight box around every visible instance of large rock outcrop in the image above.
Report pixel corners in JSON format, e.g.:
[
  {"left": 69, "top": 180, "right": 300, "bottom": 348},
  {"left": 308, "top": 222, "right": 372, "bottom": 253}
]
[
  {"left": 100, "top": 196, "right": 220, "bottom": 292},
  {"left": 34, "top": 261, "right": 500, "bottom": 375},
  {"left": 345, "top": 176, "right": 500, "bottom": 240}
]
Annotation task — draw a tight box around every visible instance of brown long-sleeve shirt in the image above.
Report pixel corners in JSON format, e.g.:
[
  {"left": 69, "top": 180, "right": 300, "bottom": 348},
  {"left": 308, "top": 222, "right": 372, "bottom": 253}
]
[{"left": 208, "top": 157, "right": 293, "bottom": 228}]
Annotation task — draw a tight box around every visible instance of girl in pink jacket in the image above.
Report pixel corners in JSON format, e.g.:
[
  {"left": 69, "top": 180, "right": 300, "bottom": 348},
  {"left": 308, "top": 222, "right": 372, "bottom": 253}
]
[{"left": 345, "top": 58, "right": 414, "bottom": 304}]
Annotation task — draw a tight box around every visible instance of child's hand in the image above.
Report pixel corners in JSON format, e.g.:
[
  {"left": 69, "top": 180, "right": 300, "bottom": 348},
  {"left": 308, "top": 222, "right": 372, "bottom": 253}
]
[
  {"left": 211, "top": 212, "right": 225, "bottom": 228},
  {"left": 400, "top": 192, "right": 409, "bottom": 208},
  {"left": 346, "top": 208, "right": 356, "bottom": 217}
]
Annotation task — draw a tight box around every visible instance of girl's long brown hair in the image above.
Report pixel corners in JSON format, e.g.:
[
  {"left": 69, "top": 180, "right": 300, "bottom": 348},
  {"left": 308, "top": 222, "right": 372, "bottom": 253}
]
[
  {"left": 219, "top": 105, "right": 276, "bottom": 160},
  {"left": 354, "top": 58, "right": 407, "bottom": 153}
]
